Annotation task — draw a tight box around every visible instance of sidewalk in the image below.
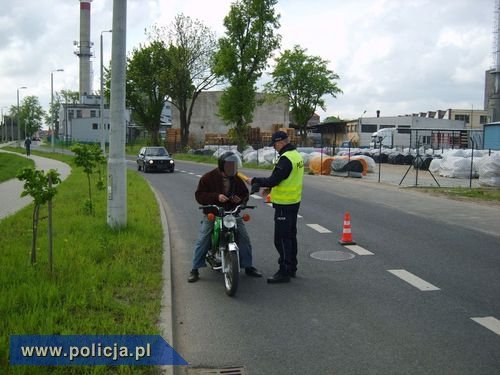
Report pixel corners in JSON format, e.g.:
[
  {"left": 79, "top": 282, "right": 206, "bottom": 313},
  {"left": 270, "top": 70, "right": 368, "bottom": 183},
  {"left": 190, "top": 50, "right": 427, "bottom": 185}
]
[{"left": 0, "top": 146, "right": 71, "bottom": 221}]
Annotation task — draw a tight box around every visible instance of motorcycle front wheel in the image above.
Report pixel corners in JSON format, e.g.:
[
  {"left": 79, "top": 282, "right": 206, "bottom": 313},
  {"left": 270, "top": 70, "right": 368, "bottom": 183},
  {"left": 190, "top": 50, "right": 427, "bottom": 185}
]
[{"left": 223, "top": 251, "right": 239, "bottom": 297}]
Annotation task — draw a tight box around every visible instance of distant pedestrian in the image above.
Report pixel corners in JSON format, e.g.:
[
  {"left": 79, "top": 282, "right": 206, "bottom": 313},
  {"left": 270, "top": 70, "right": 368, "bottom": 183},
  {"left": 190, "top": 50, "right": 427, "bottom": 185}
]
[{"left": 24, "top": 137, "right": 32, "bottom": 156}]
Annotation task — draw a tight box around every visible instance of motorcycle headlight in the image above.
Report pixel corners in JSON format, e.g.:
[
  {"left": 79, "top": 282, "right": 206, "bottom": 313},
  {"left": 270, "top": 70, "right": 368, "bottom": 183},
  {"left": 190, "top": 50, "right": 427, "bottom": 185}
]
[{"left": 223, "top": 215, "right": 236, "bottom": 229}]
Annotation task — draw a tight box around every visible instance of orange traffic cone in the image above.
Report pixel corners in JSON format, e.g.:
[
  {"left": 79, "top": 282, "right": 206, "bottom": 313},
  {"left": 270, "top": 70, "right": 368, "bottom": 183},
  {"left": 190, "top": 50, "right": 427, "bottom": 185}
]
[
  {"left": 265, "top": 194, "right": 271, "bottom": 203},
  {"left": 339, "top": 212, "right": 356, "bottom": 245}
]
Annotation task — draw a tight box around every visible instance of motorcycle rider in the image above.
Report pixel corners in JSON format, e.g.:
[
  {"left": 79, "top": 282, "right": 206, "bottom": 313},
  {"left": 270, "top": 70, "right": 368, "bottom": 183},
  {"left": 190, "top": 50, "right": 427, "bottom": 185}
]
[{"left": 188, "top": 151, "right": 262, "bottom": 283}]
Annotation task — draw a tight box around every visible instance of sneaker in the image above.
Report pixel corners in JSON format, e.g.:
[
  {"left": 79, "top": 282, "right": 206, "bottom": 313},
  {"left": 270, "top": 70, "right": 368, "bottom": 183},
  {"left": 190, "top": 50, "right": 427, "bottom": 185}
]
[{"left": 188, "top": 269, "right": 199, "bottom": 283}]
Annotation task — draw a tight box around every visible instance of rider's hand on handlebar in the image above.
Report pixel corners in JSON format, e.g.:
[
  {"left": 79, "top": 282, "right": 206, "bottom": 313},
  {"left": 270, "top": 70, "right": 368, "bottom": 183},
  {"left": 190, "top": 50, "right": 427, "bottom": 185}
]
[
  {"left": 218, "top": 194, "right": 229, "bottom": 203},
  {"left": 230, "top": 195, "right": 242, "bottom": 204}
]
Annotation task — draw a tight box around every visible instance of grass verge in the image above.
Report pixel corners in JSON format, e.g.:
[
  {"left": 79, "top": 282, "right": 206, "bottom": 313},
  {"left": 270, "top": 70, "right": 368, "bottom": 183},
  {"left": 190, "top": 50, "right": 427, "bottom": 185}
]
[
  {"left": 411, "top": 186, "right": 500, "bottom": 203},
  {"left": 1, "top": 150, "right": 164, "bottom": 374},
  {"left": 0, "top": 153, "right": 35, "bottom": 182}
]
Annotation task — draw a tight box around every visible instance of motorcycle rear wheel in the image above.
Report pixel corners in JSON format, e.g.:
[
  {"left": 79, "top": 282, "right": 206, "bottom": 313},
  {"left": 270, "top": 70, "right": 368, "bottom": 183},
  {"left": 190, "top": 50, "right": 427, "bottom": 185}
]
[{"left": 223, "top": 251, "right": 239, "bottom": 296}]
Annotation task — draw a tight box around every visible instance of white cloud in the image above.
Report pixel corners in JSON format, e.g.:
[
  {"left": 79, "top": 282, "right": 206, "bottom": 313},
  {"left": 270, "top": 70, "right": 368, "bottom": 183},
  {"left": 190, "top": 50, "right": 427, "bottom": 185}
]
[{"left": 0, "top": 0, "right": 494, "bottom": 122}]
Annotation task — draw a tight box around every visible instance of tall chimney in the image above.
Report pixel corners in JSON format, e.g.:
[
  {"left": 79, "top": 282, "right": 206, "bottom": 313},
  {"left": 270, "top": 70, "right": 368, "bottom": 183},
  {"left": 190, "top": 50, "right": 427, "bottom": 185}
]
[{"left": 75, "top": 0, "right": 93, "bottom": 100}]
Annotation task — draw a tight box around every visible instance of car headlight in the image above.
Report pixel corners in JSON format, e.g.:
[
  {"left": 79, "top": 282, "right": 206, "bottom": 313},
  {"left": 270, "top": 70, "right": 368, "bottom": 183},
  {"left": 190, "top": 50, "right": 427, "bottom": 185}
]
[
  {"left": 223, "top": 215, "right": 236, "bottom": 229},
  {"left": 148, "top": 160, "right": 154, "bottom": 164}
]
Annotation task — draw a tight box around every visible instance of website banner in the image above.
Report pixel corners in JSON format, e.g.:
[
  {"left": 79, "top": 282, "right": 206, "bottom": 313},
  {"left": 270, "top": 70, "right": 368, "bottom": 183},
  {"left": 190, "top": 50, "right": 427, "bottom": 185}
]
[{"left": 10, "top": 335, "right": 187, "bottom": 366}]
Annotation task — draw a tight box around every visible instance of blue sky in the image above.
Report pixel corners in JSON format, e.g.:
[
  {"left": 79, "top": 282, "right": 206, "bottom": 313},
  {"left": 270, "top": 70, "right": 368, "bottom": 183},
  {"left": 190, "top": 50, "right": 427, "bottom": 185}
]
[{"left": 0, "top": 0, "right": 494, "bottom": 122}]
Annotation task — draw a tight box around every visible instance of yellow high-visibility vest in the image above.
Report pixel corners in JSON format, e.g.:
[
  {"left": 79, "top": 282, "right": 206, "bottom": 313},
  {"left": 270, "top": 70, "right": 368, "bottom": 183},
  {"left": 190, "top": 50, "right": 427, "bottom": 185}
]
[{"left": 271, "top": 150, "right": 304, "bottom": 204}]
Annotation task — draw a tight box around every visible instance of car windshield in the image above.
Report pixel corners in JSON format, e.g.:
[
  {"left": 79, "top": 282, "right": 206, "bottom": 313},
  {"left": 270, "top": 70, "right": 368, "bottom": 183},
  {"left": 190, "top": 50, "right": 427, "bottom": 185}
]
[{"left": 145, "top": 148, "right": 168, "bottom": 157}]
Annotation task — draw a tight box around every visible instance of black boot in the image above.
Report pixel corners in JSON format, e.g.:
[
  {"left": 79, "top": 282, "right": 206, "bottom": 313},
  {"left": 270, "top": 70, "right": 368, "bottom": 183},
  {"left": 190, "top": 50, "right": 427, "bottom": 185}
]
[
  {"left": 267, "top": 270, "right": 290, "bottom": 284},
  {"left": 188, "top": 269, "right": 199, "bottom": 283},
  {"left": 245, "top": 266, "right": 263, "bottom": 277}
]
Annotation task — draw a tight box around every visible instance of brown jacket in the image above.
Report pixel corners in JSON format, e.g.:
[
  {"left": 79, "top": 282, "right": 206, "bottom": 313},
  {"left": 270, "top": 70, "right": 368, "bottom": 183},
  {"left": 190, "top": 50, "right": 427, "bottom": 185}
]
[{"left": 195, "top": 168, "right": 250, "bottom": 214}]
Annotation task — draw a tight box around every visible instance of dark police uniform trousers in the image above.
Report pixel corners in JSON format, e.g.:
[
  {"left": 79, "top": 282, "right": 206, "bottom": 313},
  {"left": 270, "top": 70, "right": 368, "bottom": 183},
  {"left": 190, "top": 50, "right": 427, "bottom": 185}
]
[{"left": 274, "top": 203, "right": 300, "bottom": 275}]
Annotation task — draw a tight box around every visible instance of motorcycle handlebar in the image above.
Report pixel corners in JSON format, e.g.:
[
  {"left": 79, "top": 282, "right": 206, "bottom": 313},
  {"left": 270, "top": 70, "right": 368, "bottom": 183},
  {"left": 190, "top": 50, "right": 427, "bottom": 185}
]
[{"left": 199, "top": 204, "right": 255, "bottom": 215}]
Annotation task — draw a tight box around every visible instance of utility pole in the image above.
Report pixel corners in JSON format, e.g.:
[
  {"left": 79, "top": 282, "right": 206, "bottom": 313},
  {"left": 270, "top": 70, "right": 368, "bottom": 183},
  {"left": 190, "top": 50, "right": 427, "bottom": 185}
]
[
  {"left": 100, "top": 29, "right": 112, "bottom": 154},
  {"left": 107, "top": 0, "right": 127, "bottom": 229},
  {"left": 51, "top": 69, "right": 64, "bottom": 151}
]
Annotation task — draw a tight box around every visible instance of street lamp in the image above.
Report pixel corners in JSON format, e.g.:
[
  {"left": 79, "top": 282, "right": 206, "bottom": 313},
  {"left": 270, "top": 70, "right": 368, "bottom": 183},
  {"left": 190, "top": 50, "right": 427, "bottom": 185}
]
[
  {"left": 100, "top": 29, "right": 112, "bottom": 154},
  {"left": 51, "top": 69, "right": 64, "bottom": 151},
  {"left": 17, "top": 86, "right": 27, "bottom": 146}
]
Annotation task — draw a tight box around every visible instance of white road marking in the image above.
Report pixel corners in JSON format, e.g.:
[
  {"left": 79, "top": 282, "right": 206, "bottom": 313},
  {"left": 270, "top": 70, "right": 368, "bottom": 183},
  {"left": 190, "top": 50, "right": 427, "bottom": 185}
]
[
  {"left": 344, "top": 244, "right": 374, "bottom": 255},
  {"left": 387, "top": 269, "right": 440, "bottom": 291},
  {"left": 251, "top": 194, "right": 263, "bottom": 199},
  {"left": 307, "top": 224, "right": 332, "bottom": 233},
  {"left": 471, "top": 317, "right": 500, "bottom": 336}
]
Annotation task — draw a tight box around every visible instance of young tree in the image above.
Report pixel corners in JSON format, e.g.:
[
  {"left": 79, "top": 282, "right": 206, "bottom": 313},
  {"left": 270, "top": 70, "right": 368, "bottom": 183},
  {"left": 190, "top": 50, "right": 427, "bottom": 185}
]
[
  {"left": 17, "top": 168, "right": 61, "bottom": 267},
  {"left": 18, "top": 96, "right": 45, "bottom": 138},
  {"left": 265, "top": 45, "right": 343, "bottom": 143},
  {"left": 212, "top": 0, "right": 281, "bottom": 150},
  {"left": 148, "top": 15, "right": 222, "bottom": 149},
  {"left": 71, "top": 143, "right": 106, "bottom": 215}
]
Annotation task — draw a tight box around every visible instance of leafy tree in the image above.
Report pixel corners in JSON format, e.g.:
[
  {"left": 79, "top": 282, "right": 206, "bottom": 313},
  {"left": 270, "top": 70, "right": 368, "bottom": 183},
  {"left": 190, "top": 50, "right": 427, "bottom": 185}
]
[
  {"left": 45, "top": 90, "right": 79, "bottom": 137},
  {"left": 59, "top": 89, "right": 80, "bottom": 104},
  {"left": 212, "top": 0, "right": 281, "bottom": 150},
  {"left": 15, "top": 96, "right": 45, "bottom": 138},
  {"left": 17, "top": 168, "right": 61, "bottom": 268},
  {"left": 264, "top": 45, "right": 343, "bottom": 143},
  {"left": 8, "top": 105, "right": 20, "bottom": 138},
  {"left": 126, "top": 41, "right": 171, "bottom": 146},
  {"left": 323, "top": 116, "right": 342, "bottom": 123},
  {"left": 45, "top": 93, "right": 60, "bottom": 137},
  {"left": 148, "top": 15, "right": 222, "bottom": 149}
]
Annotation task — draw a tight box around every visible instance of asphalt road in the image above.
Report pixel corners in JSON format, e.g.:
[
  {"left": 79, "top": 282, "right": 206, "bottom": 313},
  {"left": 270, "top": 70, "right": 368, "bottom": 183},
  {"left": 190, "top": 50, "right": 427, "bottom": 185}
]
[{"left": 137, "top": 159, "right": 500, "bottom": 375}]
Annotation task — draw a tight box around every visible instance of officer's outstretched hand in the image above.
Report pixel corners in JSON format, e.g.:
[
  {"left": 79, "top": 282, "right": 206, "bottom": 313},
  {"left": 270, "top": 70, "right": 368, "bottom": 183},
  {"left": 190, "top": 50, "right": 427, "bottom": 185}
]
[
  {"left": 250, "top": 183, "right": 260, "bottom": 195},
  {"left": 261, "top": 188, "right": 271, "bottom": 197}
]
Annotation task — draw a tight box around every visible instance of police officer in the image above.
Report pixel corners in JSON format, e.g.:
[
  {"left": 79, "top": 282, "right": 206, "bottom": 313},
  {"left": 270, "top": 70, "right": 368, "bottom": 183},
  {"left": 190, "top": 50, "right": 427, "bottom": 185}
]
[{"left": 247, "top": 131, "right": 304, "bottom": 283}]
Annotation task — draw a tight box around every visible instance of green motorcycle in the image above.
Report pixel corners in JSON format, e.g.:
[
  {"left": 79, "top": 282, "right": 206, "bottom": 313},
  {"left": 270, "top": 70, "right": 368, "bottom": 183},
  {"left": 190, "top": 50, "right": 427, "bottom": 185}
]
[{"left": 200, "top": 204, "right": 255, "bottom": 296}]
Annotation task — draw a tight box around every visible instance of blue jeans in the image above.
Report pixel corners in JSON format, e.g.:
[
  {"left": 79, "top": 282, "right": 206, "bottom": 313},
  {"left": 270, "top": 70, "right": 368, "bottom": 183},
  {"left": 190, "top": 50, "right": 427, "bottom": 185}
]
[{"left": 192, "top": 215, "right": 253, "bottom": 269}]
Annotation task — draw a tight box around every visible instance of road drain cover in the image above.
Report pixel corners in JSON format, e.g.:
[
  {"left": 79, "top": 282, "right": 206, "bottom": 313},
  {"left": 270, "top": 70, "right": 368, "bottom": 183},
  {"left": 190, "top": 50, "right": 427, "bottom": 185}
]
[{"left": 310, "top": 250, "right": 355, "bottom": 261}]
